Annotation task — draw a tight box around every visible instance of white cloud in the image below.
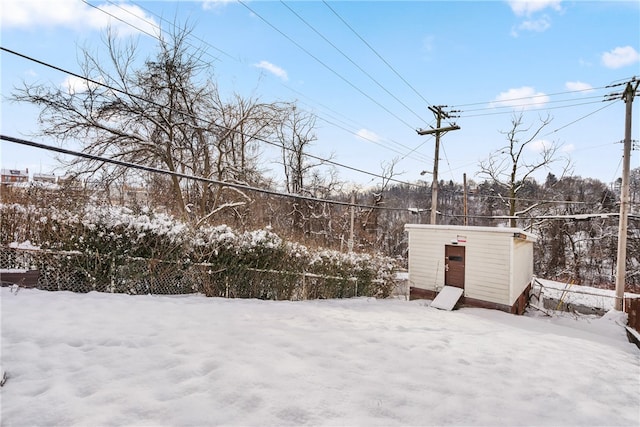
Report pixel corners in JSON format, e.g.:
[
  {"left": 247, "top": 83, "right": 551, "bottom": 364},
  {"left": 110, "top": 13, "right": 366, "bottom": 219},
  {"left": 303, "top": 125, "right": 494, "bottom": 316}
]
[
  {"left": 528, "top": 140, "right": 573, "bottom": 154},
  {"left": 356, "top": 129, "right": 381, "bottom": 143},
  {"left": 254, "top": 61, "right": 288, "bottom": 81},
  {"left": 578, "top": 58, "right": 593, "bottom": 68},
  {"left": 491, "top": 86, "right": 549, "bottom": 109},
  {"left": 61, "top": 75, "right": 99, "bottom": 95},
  {"left": 601, "top": 46, "right": 640, "bottom": 69},
  {"left": 528, "top": 139, "right": 553, "bottom": 152},
  {"left": 565, "top": 81, "right": 593, "bottom": 93},
  {"left": 202, "top": 0, "right": 236, "bottom": 11},
  {"left": 516, "top": 16, "right": 551, "bottom": 33},
  {"left": 508, "top": 1, "right": 560, "bottom": 36},
  {"left": 1, "top": 0, "right": 159, "bottom": 37},
  {"left": 507, "top": 0, "right": 562, "bottom": 17}
]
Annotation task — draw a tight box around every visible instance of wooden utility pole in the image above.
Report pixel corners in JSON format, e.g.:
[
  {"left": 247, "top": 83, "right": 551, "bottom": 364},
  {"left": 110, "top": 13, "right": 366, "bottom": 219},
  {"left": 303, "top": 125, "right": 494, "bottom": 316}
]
[
  {"left": 417, "top": 106, "right": 460, "bottom": 224},
  {"left": 614, "top": 78, "right": 639, "bottom": 311}
]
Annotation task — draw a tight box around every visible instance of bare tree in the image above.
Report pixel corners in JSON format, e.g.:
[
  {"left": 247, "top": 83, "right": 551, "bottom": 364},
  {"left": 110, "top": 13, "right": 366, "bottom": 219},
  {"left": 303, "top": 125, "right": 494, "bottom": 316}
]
[
  {"left": 360, "top": 158, "right": 401, "bottom": 250},
  {"left": 274, "top": 103, "right": 334, "bottom": 236},
  {"left": 195, "top": 92, "right": 281, "bottom": 225},
  {"left": 275, "top": 103, "right": 320, "bottom": 195},
  {"left": 10, "top": 23, "right": 280, "bottom": 223},
  {"left": 478, "top": 113, "right": 571, "bottom": 227},
  {"left": 630, "top": 167, "right": 640, "bottom": 205}
]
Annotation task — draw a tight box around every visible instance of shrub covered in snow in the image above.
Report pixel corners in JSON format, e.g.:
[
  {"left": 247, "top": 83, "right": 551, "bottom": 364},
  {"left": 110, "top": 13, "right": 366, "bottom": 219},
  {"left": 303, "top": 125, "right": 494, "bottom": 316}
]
[{"left": 0, "top": 203, "right": 398, "bottom": 299}]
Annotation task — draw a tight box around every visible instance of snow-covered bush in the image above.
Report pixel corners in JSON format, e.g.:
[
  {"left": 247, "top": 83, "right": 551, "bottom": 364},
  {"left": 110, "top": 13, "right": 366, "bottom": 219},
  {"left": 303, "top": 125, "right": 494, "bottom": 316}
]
[{"left": 0, "top": 203, "right": 399, "bottom": 299}]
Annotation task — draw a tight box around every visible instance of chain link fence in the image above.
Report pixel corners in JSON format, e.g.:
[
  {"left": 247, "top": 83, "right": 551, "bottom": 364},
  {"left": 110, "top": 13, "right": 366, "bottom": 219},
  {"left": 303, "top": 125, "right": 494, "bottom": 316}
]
[{"left": 0, "top": 246, "right": 389, "bottom": 299}]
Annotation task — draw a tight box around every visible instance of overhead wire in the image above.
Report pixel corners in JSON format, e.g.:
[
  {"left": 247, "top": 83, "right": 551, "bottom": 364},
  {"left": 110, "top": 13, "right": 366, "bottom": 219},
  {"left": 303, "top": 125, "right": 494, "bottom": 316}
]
[
  {"left": 128, "top": 0, "right": 238, "bottom": 61},
  {"left": 0, "top": 134, "right": 421, "bottom": 211},
  {"left": 458, "top": 98, "right": 611, "bottom": 118},
  {"left": 38, "top": 1, "right": 640, "bottom": 179},
  {"left": 4, "top": 135, "right": 623, "bottom": 220},
  {"left": 6, "top": 4, "right": 632, "bottom": 206},
  {"left": 88, "top": 0, "right": 433, "bottom": 166},
  {"left": 452, "top": 85, "right": 615, "bottom": 108},
  {"left": 450, "top": 84, "right": 623, "bottom": 140},
  {"left": 286, "top": 85, "right": 433, "bottom": 163},
  {"left": 321, "top": 0, "right": 432, "bottom": 108},
  {"left": 0, "top": 46, "right": 425, "bottom": 188},
  {"left": 457, "top": 94, "right": 608, "bottom": 114},
  {"left": 279, "top": 0, "right": 428, "bottom": 124},
  {"left": 543, "top": 101, "right": 618, "bottom": 136},
  {"left": 267, "top": 3, "right": 437, "bottom": 162},
  {"left": 81, "top": 0, "right": 161, "bottom": 43},
  {"left": 315, "top": 115, "right": 431, "bottom": 163},
  {"left": 236, "top": 0, "right": 418, "bottom": 131}
]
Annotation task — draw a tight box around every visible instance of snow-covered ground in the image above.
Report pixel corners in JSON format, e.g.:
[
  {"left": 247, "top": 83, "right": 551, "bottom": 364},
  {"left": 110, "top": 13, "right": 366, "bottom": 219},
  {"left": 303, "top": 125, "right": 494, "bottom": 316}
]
[{"left": 1, "top": 288, "right": 639, "bottom": 426}]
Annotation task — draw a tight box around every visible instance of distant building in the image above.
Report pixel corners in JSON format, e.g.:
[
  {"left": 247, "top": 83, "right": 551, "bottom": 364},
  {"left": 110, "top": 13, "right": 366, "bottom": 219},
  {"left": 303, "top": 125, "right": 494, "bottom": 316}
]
[
  {"left": 120, "top": 184, "right": 150, "bottom": 205},
  {"left": 1, "top": 168, "right": 29, "bottom": 184},
  {"left": 33, "top": 173, "right": 56, "bottom": 184}
]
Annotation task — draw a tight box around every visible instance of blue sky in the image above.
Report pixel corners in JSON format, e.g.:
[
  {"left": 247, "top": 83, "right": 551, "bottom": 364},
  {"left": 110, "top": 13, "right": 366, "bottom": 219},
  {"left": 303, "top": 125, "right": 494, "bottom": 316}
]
[{"left": 1, "top": 0, "right": 639, "bottom": 188}]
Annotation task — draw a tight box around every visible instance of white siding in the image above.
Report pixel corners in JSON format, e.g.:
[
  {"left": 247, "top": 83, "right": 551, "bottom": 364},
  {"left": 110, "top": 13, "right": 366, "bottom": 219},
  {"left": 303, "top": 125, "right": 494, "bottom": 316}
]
[
  {"left": 510, "top": 239, "right": 534, "bottom": 304},
  {"left": 406, "top": 225, "right": 536, "bottom": 307},
  {"left": 460, "top": 231, "right": 511, "bottom": 305},
  {"left": 407, "top": 229, "right": 447, "bottom": 291}
]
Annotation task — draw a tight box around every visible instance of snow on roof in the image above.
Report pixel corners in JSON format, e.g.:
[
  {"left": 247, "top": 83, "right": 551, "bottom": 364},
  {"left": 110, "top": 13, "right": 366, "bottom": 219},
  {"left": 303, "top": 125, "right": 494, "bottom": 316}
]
[
  {"left": 404, "top": 224, "right": 538, "bottom": 242},
  {"left": 0, "top": 168, "right": 28, "bottom": 176}
]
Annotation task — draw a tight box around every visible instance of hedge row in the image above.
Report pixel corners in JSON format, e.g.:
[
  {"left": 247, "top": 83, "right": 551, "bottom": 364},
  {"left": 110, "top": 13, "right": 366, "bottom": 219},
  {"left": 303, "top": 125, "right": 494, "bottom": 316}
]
[{"left": 1, "top": 204, "right": 398, "bottom": 298}]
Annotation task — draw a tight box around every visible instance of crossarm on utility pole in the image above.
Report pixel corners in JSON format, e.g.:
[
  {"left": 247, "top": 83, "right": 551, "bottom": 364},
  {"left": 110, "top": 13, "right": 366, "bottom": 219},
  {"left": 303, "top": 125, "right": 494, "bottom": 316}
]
[{"left": 416, "top": 106, "right": 460, "bottom": 224}]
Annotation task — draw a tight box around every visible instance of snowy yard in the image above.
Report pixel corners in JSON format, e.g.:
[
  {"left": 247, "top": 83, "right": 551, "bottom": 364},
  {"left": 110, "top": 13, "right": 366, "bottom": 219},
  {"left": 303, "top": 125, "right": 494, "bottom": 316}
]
[{"left": 1, "top": 288, "right": 639, "bottom": 426}]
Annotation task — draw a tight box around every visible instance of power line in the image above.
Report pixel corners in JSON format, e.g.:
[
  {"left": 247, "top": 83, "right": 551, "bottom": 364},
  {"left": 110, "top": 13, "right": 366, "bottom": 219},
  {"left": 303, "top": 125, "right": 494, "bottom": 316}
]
[
  {"left": 5, "top": 2, "right": 632, "bottom": 196},
  {"left": 322, "top": 0, "right": 432, "bottom": 108},
  {"left": 316, "top": 118, "right": 423, "bottom": 159},
  {"left": 280, "top": 0, "right": 428, "bottom": 124},
  {"left": 449, "top": 79, "right": 627, "bottom": 126},
  {"left": 0, "top": 134, "right": 414, "bottom": 211},
  {"left": 81, "top": 0, "right": 160, "bottom": 42},
  {"left": 458, "top": 94, "right": 607, "bottom": 114},
  {"left": 1, "top": 46, "right": 425, "bottom": 187},
  {"left": 451, "top": 83, "right": 618, "bottom": 108},
  {"left": 5, "top": 133, "right": 625, "bottom": 222},
  {"left": 459, "top": 98, "right": 608, "bottom": 118},
  {"left": 236, "top": 0, "right": 417, "bottom": 131},
  {"left": 81, "top": 0, "right": 433, "bottom": 166},
  {"left": 122, "top": 0, "right": 238, "bottom": 62},
  {"left": 286, "top": 86, "right": 433, "bottom": 163},
  {"left": 544, "top": 101, "right": 618, "bottom": 136}
]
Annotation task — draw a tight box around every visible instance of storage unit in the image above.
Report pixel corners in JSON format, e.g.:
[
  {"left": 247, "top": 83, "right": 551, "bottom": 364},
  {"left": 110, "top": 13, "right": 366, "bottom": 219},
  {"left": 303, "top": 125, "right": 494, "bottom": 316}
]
[{"left": 405, "top": 224, "right": 537, "bottom": 314}]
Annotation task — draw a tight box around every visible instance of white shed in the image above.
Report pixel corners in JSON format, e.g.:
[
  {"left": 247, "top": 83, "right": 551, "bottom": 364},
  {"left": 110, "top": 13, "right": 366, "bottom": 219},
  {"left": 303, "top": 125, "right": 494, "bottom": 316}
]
[{"left": 405, "top": 224, "right": 537, "bottom": 314}]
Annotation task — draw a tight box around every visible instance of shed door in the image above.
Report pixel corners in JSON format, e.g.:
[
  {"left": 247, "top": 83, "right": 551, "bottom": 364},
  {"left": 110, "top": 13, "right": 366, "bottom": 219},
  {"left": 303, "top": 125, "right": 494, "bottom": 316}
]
[{"left": 445, "top": 245, "right": 465, "bottom": 289}]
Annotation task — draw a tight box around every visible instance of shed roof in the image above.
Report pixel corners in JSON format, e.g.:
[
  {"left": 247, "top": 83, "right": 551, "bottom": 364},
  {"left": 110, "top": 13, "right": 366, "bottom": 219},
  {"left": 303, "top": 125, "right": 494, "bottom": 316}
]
[{"left": 404, "top": 224, "right": 538, "bottom": 242}]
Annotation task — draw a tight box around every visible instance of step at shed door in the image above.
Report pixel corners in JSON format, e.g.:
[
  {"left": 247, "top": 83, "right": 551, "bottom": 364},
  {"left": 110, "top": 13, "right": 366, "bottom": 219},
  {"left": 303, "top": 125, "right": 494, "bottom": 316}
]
[{"left": 445, "top": 245, "right": 465, "bottom": 289}]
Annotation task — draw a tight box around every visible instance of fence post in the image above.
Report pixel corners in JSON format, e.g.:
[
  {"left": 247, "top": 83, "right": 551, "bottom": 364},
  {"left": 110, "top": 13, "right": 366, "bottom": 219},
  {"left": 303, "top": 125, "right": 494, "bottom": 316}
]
[
  {"left": 302, "top": 272, "right": 307, "bottom": 300},
  {"left": 110, "top": 257, "right": 115, "bottom": 293}
]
